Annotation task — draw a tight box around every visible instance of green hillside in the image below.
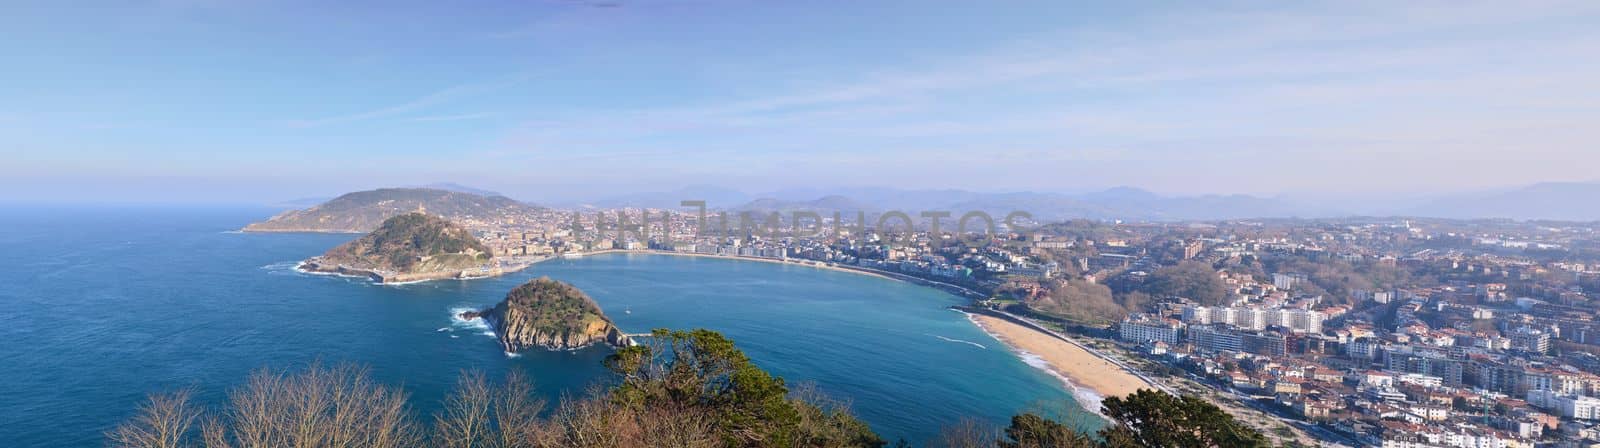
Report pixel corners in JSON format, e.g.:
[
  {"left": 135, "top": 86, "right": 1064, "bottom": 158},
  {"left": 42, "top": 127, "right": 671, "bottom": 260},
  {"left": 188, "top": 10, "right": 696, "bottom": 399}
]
[
  {"left": 243, "top": 187, "right": 535, "bottom": 233},
  {"left": 318, "top": 212, "right": 491, "bottom": 273}
]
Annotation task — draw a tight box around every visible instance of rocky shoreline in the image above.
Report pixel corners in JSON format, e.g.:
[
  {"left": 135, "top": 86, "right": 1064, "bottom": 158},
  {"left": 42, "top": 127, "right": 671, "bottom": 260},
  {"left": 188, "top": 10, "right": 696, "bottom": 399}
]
[
  {"left": 299, "top": 257, "right": 504, "bottom": 284},
  {"left": 293, "top": 213, "right": 514, "bottom": 284},
  {"left": 240, "top": 227, "right": 365, "bottom": 234},
  {"left": 462, "top": 278, "right": 634, "bottom": 352},
  {"left": 458, "top": 309, "right": 633, "bottom": 352}
]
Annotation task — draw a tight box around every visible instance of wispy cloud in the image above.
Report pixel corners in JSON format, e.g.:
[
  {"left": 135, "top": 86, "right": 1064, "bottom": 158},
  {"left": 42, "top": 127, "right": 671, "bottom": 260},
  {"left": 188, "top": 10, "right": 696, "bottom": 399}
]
[
  {"left": 469, "top": 1, "right": 1600, "bottom": 193},
  {"left": 481, "top": 0, "right": 632, "bottom": 39},
  {"left": 33, "top": 0, "right": 1600, "bottom": 197},
  {"left": 284, "top": 75, "right": 526, "bottom": 128},
  {"left": 405, "top": 113, "right": 493, "bottom": 123}
]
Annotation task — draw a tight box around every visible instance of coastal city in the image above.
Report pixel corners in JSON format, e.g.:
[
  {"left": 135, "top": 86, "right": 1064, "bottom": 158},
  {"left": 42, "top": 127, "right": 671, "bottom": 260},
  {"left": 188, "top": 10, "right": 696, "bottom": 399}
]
[
  {"left": 446, "top": 203, "right": 1600, "bottom": 448},
  {"left": 13, "top": 2, "right": 1600, "bottom": 446}
]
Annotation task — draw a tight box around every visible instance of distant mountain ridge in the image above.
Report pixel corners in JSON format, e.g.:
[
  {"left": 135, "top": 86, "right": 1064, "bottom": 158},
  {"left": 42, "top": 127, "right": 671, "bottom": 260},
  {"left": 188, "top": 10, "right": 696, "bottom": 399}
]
[
  {"left": 264, "top": 181, "right": 1600, "bottom": 224},
  {"left": 1408, "top": 182, "right": 1600, "bottom": 221},
  {"left": 708, "top": 187, "right": 1308, "bottom": 222},
  {"left": 578, "top": 185, "right": 1309, "bottom": 221},
  {"left": 414, "top": 182, "right": 504, "bottom": 198},
  {"left": 733, "top": 195, "right": 875, "bottom": 216},
  {"left": 243, "top": 187, "right": 537, "bottom": 233},
  {"left": 582, "top": 185, "right": 751, "bottom": 209}
]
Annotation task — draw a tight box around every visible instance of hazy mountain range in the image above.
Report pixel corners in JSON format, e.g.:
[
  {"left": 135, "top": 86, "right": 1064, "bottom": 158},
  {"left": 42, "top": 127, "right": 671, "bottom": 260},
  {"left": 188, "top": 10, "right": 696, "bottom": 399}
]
[
  {"left": 576, "top": 182, "right": 1600, "bottom": 222},
  {"left": 1394, "top": 182, "right": 1595, "bottom": 221},
  {"left": 266, "top": 181, "right": 1600, "bottom": 223},
  {"left": 415, "top": 182, "right": 504, "bottom": 198},
  {"left": 572, "top": 185, "right": 1310, "bottom": 221}
]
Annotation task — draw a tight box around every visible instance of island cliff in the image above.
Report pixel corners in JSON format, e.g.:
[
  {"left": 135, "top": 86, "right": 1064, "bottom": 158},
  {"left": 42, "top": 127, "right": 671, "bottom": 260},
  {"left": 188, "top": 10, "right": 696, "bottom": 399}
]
[
  {"left": 300, "top": 212, "right": 497, "bottom": 283},
  {"left": 461, "top": 278, "right": 631, "bottom": 352}
]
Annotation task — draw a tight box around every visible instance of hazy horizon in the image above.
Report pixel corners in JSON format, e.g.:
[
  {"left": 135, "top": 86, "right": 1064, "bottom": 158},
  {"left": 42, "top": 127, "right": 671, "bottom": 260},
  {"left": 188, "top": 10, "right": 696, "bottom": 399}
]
[
  {"left": 6, "top": 1, "right": 1600, "bottom": 204},
  {"left": 0, "top": 179, "right": 1525, "bottom": 208}
]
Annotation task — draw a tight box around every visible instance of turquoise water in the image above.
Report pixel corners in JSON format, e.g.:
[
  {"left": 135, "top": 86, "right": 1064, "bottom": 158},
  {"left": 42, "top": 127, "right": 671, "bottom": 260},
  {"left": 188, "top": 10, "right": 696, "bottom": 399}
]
[{"left": 0, "top": 206, "right": 1097, "bottom": 446}]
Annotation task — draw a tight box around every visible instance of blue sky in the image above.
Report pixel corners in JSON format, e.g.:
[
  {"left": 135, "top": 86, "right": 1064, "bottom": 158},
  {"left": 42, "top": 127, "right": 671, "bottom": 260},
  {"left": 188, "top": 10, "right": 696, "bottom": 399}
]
[{"left": 3, "top": 0, "right": 1599, "bottom": 203}]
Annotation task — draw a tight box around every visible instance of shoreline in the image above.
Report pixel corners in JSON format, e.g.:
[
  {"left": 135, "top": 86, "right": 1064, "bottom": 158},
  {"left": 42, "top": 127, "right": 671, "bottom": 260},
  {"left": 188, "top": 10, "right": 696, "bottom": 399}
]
[
  {"left": 963, "top": 310, "right": 1159, "bottom": 414},
  {"left": 581, "top": 250, "right": 905, "bottom": 282},
  {"left": 297, "top": 248, "right": 934, "bottom": 286},
  {"left": 589, "top": 251, "right": 988, "bottom": 300},
  {"left": 240, "top": 227, "right": 365, "bottom": 234},
  {"left": 281, "top": 236, "right": 985, "bottom": 295},
  {"left": 294, "top": 246, "right": 1138, "bottom": 425},
  {"left": 295, "top": 254, "right": 553, "bottom": 285}
]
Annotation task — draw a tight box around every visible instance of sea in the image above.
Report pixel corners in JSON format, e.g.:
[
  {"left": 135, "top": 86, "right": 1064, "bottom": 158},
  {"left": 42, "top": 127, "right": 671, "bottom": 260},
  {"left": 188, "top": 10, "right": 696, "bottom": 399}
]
[{"left": 0, "top": 205, "right": 1100, "bottom": 446}]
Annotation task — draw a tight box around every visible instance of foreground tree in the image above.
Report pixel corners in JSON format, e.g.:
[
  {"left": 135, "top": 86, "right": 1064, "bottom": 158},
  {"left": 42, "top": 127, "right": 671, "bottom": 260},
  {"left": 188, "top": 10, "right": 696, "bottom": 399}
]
[
  {"left": 433, "top": 370, "right": 547, "bottom": 448},
  {"left": 111, "top": 330, "right": 886, "bottom": 448},
  {"left": 605, "top": 328, "right": 886, "bottom": 447},
  {"left": 940, "top": 389, "right": 1269, "bottom": 448},
  {"left": 201, "top": 363, "right": 422, "bottom": 448},
  {"left": 932, "top": 418, "right": 1004, "bottom": 448},
  {"left": 107, "top": 389, "right": 201, "bottom": 448},
  {"left": 1098, "top": 389, "right": 1268, "bottom": 448},
  {"left": 997, "top": 414, "right": 1097, "bottom": 448}
]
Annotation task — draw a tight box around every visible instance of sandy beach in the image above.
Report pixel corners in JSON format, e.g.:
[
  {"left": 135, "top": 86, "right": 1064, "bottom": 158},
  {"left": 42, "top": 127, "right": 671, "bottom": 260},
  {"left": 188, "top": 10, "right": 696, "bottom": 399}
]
[{"left": 969, "top": 314, "right": 1154, "bottom": 403}]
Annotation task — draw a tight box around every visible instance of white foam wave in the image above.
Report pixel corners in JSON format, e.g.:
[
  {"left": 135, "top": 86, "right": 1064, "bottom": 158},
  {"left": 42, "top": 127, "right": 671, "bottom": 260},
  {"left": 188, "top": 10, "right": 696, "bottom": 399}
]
[
  {"left": 1015, "top": 348, "right": 1106, "bottom": 415},
  {"left": 292, "top": 262, "right": 350, "bottom": 277},
  {"left": 449, "top": 307, "right": 495, "bottom": 338},
  {"left": 930, "top": 334, "right": 987, "bottom": 349},
  {"left": 964, "top": 312, "right": 1107, "bottom": 417},
  {"left": 259, "top": 261, "right": 300, "bottom": 271},
  {"left": 436, "top": 327, "right": 450, "bottom": 332},
  {"left": 503, "top": 352, "right": 522, "bottom": 358}
]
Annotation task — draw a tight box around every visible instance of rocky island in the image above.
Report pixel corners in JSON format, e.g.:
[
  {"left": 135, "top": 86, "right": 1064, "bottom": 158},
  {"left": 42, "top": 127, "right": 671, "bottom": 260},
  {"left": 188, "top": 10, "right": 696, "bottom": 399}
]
[
  {"left": 300, "top": 212, "right": 499, "bottom": 283},
  {"left": 243, "top": 187, "right": 537, "bottom": 233},
  {"left": 460, "top": 278, "right": 632, "bottom": 352}
]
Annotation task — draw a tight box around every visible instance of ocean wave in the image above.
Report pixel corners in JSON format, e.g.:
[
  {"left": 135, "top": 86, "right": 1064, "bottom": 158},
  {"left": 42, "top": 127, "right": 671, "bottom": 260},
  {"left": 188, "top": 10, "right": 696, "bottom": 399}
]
[
  {"left": 964, "top": 313, "right": 1107, "bottom": 417},
  {"left": 1015, "top": 349, "right": 1106, "bottom": 415},
  {"left": 259, "top": 261, "right": 301, "bottom": 271},
  {"left": 292, "top": 262, "right": 349, "bottom": 277},
  {"left": 929, "top": 334, "right": 987, "bottom": 349},
  {"left": 448, "top": 307, "right": 495, "bottom": 338},
  {"left": 379, "top": 278, "right": 432, "bottom": 286},
  {"left": 503, "top": 352, "right": 522, "bottom": 358}
]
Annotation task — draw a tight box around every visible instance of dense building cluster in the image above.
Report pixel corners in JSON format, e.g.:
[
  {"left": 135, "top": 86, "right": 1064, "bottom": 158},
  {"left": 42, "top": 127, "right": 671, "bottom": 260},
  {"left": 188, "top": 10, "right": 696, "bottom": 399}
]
[
  {"left": 1102, "top": 220, "right": 1600, "bottom": 448},
  {"left": 446, "top": 206, "right": 1600, "bottom": 447}
]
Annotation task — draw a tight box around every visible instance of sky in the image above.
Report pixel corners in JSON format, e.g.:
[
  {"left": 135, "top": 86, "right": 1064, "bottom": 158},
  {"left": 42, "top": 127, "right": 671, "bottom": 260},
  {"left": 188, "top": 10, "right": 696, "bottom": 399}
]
[{"left": 3, "top": 0, "right": 1599, "bottom": 204}]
